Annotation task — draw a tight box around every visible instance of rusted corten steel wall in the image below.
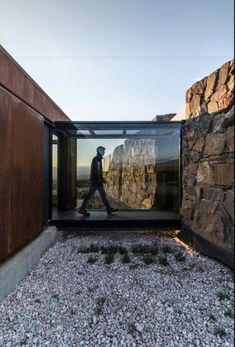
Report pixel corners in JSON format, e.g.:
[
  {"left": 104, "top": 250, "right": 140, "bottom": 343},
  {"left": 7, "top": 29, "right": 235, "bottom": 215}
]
[
  {"left": 0, "top": 45, "right": 70, "bottom": 122},
  {"left": 0, "top": 46, "right": 70, "bottom": 263}
]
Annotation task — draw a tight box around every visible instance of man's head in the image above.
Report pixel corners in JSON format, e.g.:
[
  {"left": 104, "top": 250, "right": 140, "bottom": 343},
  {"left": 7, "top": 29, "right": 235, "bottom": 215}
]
[{"left": 97, "top": 146, "right": 105, "bottom": 157}]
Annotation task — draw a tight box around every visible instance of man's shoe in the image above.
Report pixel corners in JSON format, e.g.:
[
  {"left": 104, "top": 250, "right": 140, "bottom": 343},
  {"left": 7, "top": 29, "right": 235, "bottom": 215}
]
[
  {"left": 107, "top": 208, "right": 118, "bottom": 215},
  {"left": 79, "top": 209, "right": 90, "bottom": 217}
]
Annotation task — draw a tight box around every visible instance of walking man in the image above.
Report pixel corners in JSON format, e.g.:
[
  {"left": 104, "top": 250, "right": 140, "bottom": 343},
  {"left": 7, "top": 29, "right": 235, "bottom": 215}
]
[{"left": 79, "top": 146, "right": 118, "bottom": 217}]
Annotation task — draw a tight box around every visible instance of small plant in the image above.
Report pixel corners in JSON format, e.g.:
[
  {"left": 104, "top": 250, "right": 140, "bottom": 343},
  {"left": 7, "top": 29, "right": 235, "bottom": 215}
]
[
  {"left": 95, "top": 297, "right": 106, "bottom": 315},
  {"left": 143, "top": 255, "right": 155, "bottom": 265},
  {"left": 97, "top": 297, "right": 106, "bottom": 306},
  {"left": 70, "top": 308, "right": 76, "bottom": 315},
  {"left": 224, "top": 309, "right": 234, "bottom": 318},
  {"left": 20, "top": 337, "right": 29, "bottom": 345},
  {"left": 101, "top": 245, "right": 118, "bottom": 254},
  {"left": 209, "top": 314, "right": 217, "bottom": 321},
  {"left": 159, "top": 256, "right": 169, "bottom": 266},
  {"left": 87, "top": 256, "right": 98, "bottom": 264},
  {"left": 51, "top": 293, "right": 59, "bottom": 300},
  {"left": 119, "top": 246, "right": 128, "bottom": 255},
  {"left": 78, "top": 244, "right": 99, "bottom": 253},
  {"left": 122, "top": 253, "right": 131, "bottom": 263},
  {"left": 105, "top": 254, "right": 114, "bottom": 264},
  {"left": 131, "top": 244, "right": 158, "bottom": 255},
  {"left": 174, "top": 251, "right": 186, "bottom": 262},
  {"left": 149, "top": 246, "right": 158, "bottom": 255},
  {"left": 214, "top": 328, "right": 227, "bottom": 337},
  {"left": 127, "top": 323, "right": 136, "bottom": 335},
  {"left": 217, "top": 292, "right": 230, "bottom": 301},
  {"left": 162, "top": 245, "right": 174, "bottom": 254}
]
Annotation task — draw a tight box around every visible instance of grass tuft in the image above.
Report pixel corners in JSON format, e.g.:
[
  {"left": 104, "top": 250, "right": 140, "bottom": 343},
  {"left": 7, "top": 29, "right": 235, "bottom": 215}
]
[
  {"left": 101, "top": 245, "right": 118, "bottom": 254},
  {"left": 95, "top": 297, "right": 106, "bottom": 315},
  {"left": 162, "top": 245, "right": 174, "bottom": 254},
  {"left": 159, "top": 256, "right": 169, "bottom": 266},
  {"left": 209, "top": 314, "right": 217, "bottom": 321},
  {"left": 119, "top": 246, "right": 128, "bottom": 255},
  {"left": 217, "top": 292, "right": 230, "bottom": 301},
  {"left": 87, "top": 256, "right": 98, "bottom": 264},
  {"left": 143, "top": 255, "right": 155, "bottom": 265},
  {"left": 174, "top": 251, "right": 186, "bottom": 262},
  {"left": 105, "top": 254, "right": 114, "bottom": 264},
  {"left": 127, "top": 323, "right": 136, "bottom": 335},
  {"left": 224, "top": 309, "right": 234, "bottom": 318},
  {"left": 122, "top": 253, "right": 131, "bottom": 263},
  {"left": 214, "top": 328, "right": 227, "bottom": 337},
  {"left": 131, "top": 244, "right": 158, "bottom": 255},
  {"left": 78, "top": 244, "right": 99, "bottom": 253}
]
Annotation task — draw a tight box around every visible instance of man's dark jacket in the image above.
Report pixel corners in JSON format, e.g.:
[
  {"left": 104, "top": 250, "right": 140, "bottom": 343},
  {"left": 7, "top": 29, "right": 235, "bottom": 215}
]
[{"left": 90, "top": 153, "right": 104, "bottom": 185}]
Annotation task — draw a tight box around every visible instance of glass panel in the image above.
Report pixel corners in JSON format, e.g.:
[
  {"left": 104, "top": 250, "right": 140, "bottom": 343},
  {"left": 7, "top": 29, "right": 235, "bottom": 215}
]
[
  {"left": 94, "top": 130, "right": 123, "bottom": 135},
  {"left": 77, "top": 130, "right": 91, "bottom": 135},
  {"left": 75, "top": 124, "right": 180, "bottom": 214},
  {"left": 53, "top": 122, "right": 181, "bottom": 221}
]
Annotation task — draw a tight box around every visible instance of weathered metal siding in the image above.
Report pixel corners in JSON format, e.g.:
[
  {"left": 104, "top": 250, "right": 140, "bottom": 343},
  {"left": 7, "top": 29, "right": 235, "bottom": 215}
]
[
  {"left": 0, "top": 45, "right": 70, "bottom": 122},
  {"left": 0, "top": 46, "right": 70, "bottom": 262},
  {"left": 0, "top": 87, "right": 44, "bottom": 262}
]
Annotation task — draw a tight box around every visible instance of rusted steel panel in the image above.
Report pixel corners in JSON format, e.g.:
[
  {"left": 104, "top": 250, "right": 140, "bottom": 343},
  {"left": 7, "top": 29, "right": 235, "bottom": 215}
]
[
  {"left": 0, "top": 87, "right": 44, "bottom": 261},
  {"left": 0, "top": 49, "right": 9, "bottom": 86},
  {"left": 0, "top": 45, "right": 70, "bottom": 122},
  {"left": 0, "top": 89, "right": 11, "bottom": 262},
  {"left": 10, "top": 98, "right": 44, "bottom": 253}
]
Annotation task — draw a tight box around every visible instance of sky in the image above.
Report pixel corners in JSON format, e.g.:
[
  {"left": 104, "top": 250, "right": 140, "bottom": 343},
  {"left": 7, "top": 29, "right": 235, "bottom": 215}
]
[{"left": 0, "top": 0, "right": 234, "bottom": 121}]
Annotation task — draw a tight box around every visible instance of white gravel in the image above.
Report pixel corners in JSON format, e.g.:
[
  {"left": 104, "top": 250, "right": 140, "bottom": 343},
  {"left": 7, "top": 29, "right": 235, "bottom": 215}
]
[{"left": 0, "top": 230, "right": 234, "bottom": 347}]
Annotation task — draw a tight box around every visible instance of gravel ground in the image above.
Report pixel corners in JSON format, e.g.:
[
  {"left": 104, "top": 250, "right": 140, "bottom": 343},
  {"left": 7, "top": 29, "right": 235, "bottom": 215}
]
[{"left": 0, "top": 230, "right": 234, "bottom": 347}]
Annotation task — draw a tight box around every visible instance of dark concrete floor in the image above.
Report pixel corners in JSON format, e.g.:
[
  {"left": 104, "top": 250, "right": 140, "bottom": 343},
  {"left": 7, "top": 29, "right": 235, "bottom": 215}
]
[{"left": 51, "top": 208, "right": 181, "bottom": 229}]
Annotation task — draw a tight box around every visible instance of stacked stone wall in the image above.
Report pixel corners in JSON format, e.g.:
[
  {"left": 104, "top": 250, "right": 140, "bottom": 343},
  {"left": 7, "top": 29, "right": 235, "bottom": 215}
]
[
  {"left": 181, "top": 60, "right": 234, "bottom": 268},
  {"left": 185, "top": 60, "right": 234, "bottom": 118}
]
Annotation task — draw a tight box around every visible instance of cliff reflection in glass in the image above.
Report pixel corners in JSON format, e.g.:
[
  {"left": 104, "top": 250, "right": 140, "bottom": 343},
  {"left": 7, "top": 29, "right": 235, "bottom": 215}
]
[{"left": 54, "top": 121, "right": 181, "bottom": 219}]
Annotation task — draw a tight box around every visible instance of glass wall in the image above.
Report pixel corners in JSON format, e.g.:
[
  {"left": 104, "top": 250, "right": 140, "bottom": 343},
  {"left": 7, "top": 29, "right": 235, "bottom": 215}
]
[{"left": 53, "top": 122, "right": 181, "bottom": 219}]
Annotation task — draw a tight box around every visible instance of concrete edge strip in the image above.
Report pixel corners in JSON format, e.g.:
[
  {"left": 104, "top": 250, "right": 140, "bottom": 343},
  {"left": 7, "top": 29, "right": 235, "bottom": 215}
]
[{"left": 0, "top": 226, "right": 58, "bottom": 302}]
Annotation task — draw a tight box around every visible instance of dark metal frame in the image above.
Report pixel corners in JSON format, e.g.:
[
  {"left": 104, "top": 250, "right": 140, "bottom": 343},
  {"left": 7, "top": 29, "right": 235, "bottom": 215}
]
[
  {"left": 54, "top": 120, "right": 182, "bottom": 138},
  {"left": 50, "top": 120, "right": 183, "bottom": 228}
]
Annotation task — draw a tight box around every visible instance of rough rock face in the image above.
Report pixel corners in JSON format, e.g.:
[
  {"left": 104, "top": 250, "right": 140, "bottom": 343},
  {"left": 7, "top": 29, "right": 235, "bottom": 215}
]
[
  {"left": 181, "top": 106, "right": 234, "bottom": 267},
  {"left": 104, "top": 139, "right": 157, "bottom": 209},
  {"left": 185, "top": 60, "right": 234, "bottom": 118}
]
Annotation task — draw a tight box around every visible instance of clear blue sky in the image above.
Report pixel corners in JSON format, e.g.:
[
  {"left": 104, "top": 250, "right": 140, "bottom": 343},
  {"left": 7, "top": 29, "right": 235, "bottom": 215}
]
[{"left": 0, "top": 0, "right": 234, "bottom": 121}]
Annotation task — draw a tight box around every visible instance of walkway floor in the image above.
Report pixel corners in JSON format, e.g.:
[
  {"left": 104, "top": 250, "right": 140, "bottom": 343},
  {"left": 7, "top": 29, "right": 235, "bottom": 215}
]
[{"left": 0, "top": 230, "right": 234, "bottom": 347}]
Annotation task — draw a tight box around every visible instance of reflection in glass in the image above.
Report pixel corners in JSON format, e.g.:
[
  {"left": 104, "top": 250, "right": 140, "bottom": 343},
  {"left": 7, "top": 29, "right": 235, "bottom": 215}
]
[{"left": 76, "top": 126, "right": 180, "bottom": 212}]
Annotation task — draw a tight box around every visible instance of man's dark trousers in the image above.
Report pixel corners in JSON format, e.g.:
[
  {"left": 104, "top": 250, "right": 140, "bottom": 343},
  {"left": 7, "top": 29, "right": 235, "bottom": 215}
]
[{"left": 80, "top": 183, "right": 111, "bottom": 211}]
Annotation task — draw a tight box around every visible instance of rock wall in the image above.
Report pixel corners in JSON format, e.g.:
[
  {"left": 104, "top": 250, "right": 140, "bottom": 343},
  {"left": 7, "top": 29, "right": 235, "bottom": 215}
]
[
  {"left": 104, "top": 139, "right": 157, "bottom": 209},
  {"left": 181, "top": 60, "right": 234, "bottom": 268},
  {"left": 185, "top": 60, "right": 234, "bottom": 118}
]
